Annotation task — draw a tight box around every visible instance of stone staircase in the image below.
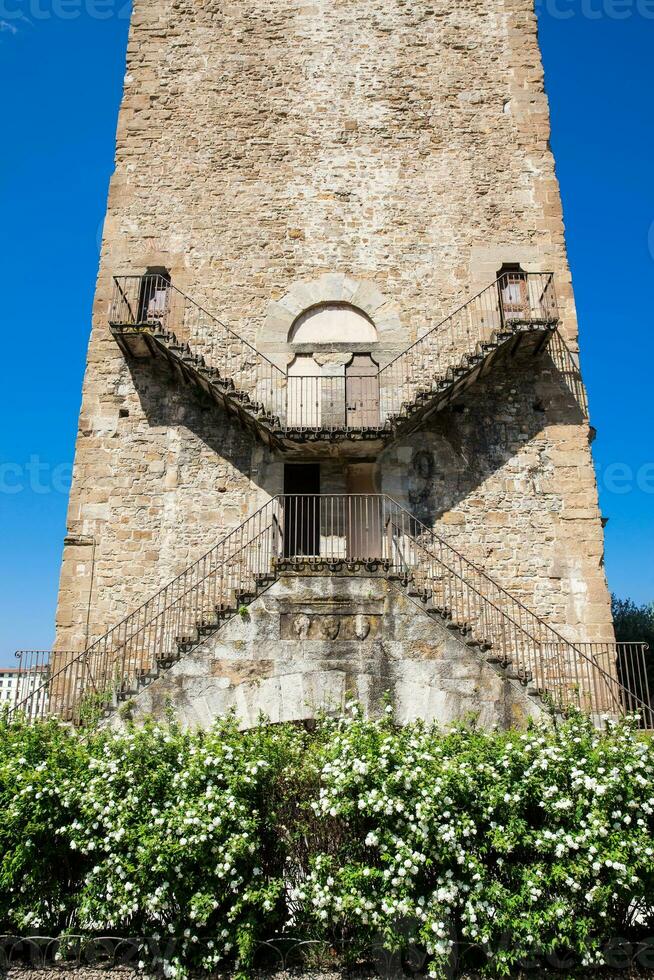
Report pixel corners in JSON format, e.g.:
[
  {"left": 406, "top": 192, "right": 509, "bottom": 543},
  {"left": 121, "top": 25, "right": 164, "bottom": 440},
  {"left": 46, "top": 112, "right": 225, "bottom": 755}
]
[
  {"left": 104, "top": 565, "right": 548, "bottom": 731},
  {"left": 382, "top": 321, "right": 555, "bottom": 440},
  {"left": 110, "top": 272, "right": 559, "bottom": 452},
  {"left": 397, "top": 569, "right": 538, "bottom": 694},
  {"left": 111, "top": 571, "right": 279, "bottom": 710},
  {"left": 111, "top": 319, "right": 285, "bottom": 451},
  {"left": 13, "top": 495, "right": 652, "bottom": 729}
]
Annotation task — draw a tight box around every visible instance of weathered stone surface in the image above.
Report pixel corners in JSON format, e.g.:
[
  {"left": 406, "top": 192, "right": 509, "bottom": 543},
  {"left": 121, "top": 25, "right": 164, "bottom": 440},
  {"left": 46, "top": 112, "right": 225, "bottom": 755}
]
[{"left": 108, "top": 573, "right": 544, "bottom": 731}]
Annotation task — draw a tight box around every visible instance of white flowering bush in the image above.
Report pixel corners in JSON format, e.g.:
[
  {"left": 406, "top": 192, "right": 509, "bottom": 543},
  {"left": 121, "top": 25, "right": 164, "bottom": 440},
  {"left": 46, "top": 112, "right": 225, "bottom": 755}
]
[
  {"left": 0, "top": 714, "right": 88, "bottom": 932},
  {"left": 297, "top": 708, "right": 654, "bottom": 976},
  {"left": 0, "top": 713, "right": 299, "bottom": 977},
  {"left": 1, "top": 706, "right": 654, "bottom": 977}
]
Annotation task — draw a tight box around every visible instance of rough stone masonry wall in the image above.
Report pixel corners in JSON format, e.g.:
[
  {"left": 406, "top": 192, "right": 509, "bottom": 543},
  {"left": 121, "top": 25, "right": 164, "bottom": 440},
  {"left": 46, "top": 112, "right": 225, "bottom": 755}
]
[
  {"left": 54, "top": 0, "right": 613, "bottom": 652},
  {"left": 381, "top": 348, "right": 608, "bottom": 641}
]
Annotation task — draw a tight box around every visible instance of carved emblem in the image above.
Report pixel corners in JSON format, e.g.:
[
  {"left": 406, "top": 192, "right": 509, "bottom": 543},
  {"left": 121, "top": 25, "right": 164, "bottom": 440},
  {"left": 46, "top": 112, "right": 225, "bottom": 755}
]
[
  {"left": 354, "top": 615, "right": 371, "bottom": 640},
  {"left": 292, "top": 613, "right": 311, "bottom": 639},
  {"left": 317, "top": 616, "right": 341, "bottom": 640}
]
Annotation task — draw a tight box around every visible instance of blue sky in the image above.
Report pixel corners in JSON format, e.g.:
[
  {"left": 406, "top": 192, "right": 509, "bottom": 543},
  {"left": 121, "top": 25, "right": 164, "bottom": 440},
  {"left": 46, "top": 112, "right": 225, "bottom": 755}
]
[{"left": 0, "top": 1, "right": 652, "bottom": 666}]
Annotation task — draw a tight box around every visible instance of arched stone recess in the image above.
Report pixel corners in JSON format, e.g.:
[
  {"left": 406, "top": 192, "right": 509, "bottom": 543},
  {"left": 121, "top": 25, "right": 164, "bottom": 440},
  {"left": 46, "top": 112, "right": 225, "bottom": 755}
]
[{"left": 257, "top": 273, "right": 406, "bottom": 371}]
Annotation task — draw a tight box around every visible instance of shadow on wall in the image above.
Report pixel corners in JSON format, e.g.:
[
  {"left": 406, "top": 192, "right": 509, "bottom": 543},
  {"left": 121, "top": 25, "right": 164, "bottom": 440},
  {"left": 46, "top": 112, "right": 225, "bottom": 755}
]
[
  {"left": 382, "top": 340, "right": 588, "bottom": 529},
  {"left": 117, "top": 355, "right": 278, "bottom": 498},
  {"left": 548, "top": 331, "right": 589, "bottom": 417},
  {"left": 119, "top": 327, "right": 588, "bottom": 531}
]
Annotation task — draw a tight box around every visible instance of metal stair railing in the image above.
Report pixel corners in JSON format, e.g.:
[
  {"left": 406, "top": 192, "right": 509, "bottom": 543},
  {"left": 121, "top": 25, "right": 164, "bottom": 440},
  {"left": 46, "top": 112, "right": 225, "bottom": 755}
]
[
  {"left": 378, "top": 272, "right": 558, "bottom": 423},
  {"left": 10, "top": 495, "right": 651, "bottom": 728},
  {"left": 110, "top": 273, "right": 558, "bottom": 435},
  {"left": 376, "top": 498, "right": 650, "bottom": 724},
  {"left": 269, "top": 495, "right": 651, "bottom": 725},
  {"left": 10, "top": 498, "right": 284, "bottom": 724},
  {"left": 110, "top": 275, "right": 288, "bottom": 426}
]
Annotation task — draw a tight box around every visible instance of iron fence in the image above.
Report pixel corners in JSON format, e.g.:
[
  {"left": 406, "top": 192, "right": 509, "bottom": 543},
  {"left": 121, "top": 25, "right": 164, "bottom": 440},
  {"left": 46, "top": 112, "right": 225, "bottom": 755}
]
[{"left": 3, "top": 932, "right": 653, "bottom": 975}]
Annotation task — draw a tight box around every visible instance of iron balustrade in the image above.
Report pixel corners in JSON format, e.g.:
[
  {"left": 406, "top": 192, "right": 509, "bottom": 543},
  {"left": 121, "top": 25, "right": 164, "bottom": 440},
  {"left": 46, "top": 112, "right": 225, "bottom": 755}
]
[
  {"left": 11, "top": 495, "right": 652, "bottom": 728},
  {"left": 285, "top": 374, "right": 382, "bottom": 430},
  {"left": 567, "top": 641, "right": 652, "bottom": 720},
  {"left": 110, "top": 275, "right": 289, "bottom": 425},
  {"left": 378, "top": 272, "right": 558, "bottom": 421},
  {"left": 110, "top": 272, "right": 559, "bottom": 435}
]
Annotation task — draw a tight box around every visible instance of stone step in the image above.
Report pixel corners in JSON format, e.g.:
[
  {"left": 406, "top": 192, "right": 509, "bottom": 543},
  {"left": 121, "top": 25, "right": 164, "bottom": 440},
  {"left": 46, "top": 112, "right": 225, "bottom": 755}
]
[
  {"left": 158, "top": 652, "right": 182, "bottom": 667},
  {"left": 117, "top": 689, "right": 138, "bottom": 701},
  {"left": 215, "top": 604, "right": 238, "bottom": 619},
  {"left": 428, "top": 605, "right": 452, "bottom": 620},
  {"left": 197, "top": 622, "right": 219, "bottom": 636},
  {"left": 445, "top": 619, "right": 469, "bottom": 633}
]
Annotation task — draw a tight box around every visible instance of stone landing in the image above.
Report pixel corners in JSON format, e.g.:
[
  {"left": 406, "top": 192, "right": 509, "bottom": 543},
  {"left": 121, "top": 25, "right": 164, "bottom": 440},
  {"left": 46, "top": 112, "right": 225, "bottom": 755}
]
[{"left": 108, "top": 571, "right": 544, "bottom": 730}]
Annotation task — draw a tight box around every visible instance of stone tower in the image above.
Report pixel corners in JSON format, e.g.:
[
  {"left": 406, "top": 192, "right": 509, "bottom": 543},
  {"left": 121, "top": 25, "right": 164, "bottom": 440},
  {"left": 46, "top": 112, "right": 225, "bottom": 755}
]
[{"left": 48, "top": 0, "right": 619, "bottom": 727}]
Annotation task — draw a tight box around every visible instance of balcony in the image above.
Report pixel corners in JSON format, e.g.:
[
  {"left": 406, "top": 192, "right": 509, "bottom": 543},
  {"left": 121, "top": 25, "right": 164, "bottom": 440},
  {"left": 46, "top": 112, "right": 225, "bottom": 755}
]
[{"left": 110, "top": 272, "right": 559, "bottom": 453}]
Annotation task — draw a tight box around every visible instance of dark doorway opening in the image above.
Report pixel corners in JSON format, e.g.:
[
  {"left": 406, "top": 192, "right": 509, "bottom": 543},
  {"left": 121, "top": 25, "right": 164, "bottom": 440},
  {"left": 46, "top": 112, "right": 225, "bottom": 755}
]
[{"left": 283, "top": 464, "right": 320, "bottom": 557}]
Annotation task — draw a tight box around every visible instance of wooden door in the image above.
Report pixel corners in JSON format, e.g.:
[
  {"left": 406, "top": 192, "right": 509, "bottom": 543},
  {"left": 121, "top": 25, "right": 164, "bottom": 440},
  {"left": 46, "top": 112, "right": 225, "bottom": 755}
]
[
  {"left": 345, "top": 464, "right": 382, "bottom": 559},
  {"left": 286, "top": 355, "right": 321, "bottom": 428},
  {"left": 345, "top": 354, "right": 380, "bottom": 429},
  {"left": 137, "top": 271, "right": 171, "bottom": 325}
]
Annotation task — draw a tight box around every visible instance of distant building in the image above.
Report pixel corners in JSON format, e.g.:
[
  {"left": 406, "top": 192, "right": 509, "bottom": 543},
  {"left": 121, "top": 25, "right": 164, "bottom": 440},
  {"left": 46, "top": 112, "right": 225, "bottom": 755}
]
[
  {"left": 2, "top": 665, "right": 49, "bottom": 719},
  {"left": 0, "top": 668, "right": 20, "bottom": 708}
]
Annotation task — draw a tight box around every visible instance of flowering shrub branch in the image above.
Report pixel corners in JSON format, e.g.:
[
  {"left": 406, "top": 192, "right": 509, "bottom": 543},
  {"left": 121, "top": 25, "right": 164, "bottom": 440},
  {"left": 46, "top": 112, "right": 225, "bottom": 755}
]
[{"left": 1, "top": 707, "right": 653, "bottom": 977}]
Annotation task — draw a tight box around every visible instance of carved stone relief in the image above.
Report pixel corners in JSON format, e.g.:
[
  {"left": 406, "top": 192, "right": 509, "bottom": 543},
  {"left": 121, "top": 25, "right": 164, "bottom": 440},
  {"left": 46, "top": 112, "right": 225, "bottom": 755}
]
[{"left": 281, "top": 613, "right": 380, "bottom": 641}]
